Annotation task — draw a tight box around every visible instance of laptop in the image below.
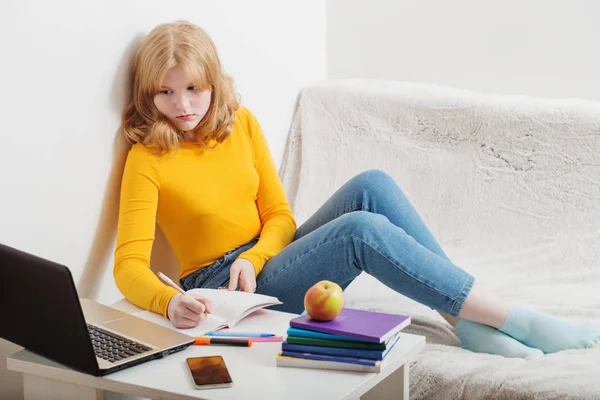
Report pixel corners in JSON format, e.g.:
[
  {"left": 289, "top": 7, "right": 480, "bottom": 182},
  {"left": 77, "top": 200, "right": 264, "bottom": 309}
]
[{"left": 0, "top": 242, "right": 195, "bottom": 376}]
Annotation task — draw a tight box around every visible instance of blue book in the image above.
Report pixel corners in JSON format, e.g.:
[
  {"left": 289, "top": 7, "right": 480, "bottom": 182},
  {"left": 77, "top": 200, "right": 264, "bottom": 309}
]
[
  {"left": 276, "top": 354, "right": 381, "bottom": 372},
  {"left": 281, "top": 331, "right": 401, "bottom": 361},
  {"left": 281, "top": 350, "right": 379, "bottom": 366}
]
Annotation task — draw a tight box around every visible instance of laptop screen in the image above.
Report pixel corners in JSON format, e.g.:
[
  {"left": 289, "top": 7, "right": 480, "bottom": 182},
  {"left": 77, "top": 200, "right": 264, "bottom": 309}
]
[{"left": 0, "top": 243, "right": 99, "bottom": 375}]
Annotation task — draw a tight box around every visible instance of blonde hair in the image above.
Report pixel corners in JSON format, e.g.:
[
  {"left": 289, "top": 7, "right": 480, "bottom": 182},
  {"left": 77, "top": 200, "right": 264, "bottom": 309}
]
[{"left": 123, "top": 21, "right": 239, "bottom": 152}]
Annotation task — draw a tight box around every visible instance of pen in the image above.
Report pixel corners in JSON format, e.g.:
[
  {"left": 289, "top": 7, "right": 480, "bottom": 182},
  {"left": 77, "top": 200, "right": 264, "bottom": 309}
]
[
  {"left": 194, "top": 337, "right": 252, "bottom": 347},
  {"left": 156, "top": 272, "right": 210, "bottom": 314},
  {"left": 156, "top": 272, "right": 186, "bottom": 295},
  {"left": 208, "top": 331, "right": 275, "bottom": 338}
]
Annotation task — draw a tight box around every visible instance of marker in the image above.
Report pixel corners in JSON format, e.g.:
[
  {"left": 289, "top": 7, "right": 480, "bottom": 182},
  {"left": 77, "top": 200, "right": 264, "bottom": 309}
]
[
  {"left": 194, "top": 337, "right": 252, "bottom": 347},
  {"left": 208, "top": 331, "right": 275, "bottom": 338}
]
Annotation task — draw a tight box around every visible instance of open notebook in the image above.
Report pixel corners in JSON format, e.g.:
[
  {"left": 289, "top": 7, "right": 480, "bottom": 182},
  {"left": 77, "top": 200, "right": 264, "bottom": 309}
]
[{"left": 133, "top": 288, "right": 282, "bottom": 335}]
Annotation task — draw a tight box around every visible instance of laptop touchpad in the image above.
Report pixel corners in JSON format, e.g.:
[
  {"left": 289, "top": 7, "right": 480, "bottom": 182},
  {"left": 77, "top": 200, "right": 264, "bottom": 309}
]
[{"left": 103, "top": 316, "right": 189, "bottom": 348}]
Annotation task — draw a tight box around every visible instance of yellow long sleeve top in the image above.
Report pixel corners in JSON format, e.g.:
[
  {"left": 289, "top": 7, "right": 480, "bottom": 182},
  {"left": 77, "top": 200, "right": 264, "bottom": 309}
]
[{"left": 114, "top": 107, "right": 296, "bottom": 317}]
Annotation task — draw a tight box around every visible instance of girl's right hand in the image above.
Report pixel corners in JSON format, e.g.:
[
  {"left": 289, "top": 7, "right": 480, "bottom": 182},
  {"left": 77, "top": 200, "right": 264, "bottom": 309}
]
[{"left": 167, "top": 293, "right": 212, "bottom": 328}]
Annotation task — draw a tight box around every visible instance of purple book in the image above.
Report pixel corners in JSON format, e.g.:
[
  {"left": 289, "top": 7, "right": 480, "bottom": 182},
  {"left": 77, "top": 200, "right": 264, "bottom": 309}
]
[{"left": 289, "top": 308, "right": 411, "bottom": 343}]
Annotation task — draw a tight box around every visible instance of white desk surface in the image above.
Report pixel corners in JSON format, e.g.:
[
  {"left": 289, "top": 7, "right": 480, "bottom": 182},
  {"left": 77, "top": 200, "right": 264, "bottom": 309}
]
[{"left": 8, "top": 301, "right": 425, "bottom": 400}]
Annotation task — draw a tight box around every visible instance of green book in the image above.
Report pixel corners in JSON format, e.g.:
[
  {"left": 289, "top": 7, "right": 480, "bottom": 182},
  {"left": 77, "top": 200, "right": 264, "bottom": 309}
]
[{"left": 285, "top": 335, "right": 389, "bottom": 350}]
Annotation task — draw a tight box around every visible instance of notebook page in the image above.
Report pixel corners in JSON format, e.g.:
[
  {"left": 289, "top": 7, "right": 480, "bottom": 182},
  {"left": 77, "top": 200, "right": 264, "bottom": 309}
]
[
  {"left": 132, "top": 309, "right": 227, "bottom": 335},
  {"left": 186, "top": 288, "right": 282, "bottom": 326}
]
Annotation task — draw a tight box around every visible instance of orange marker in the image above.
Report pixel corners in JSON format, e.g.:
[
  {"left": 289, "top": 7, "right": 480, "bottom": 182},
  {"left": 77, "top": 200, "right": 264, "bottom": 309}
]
[{"left": 194, "top": 337, "right": 252, "bottom": 347}]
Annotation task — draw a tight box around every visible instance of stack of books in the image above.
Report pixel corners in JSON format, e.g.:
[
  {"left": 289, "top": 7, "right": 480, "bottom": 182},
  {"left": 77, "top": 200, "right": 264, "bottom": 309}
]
[{"left": 276, "top": 308, "right": 410, "bottom": 372}]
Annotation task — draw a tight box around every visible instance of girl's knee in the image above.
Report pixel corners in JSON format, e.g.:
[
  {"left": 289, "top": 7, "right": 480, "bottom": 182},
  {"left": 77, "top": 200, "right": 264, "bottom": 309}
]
[
  {"left": 355, "top": 169, "right": 395, "bottom": 187},
  {"left": 350, "top": 169, "right": 400, "bottom": 198},
  {"left": 336, "top": 211, "right": 388, "bottom": 235},
  {"left": 355, "top": 169, "right": 392, "bottom": 183}
]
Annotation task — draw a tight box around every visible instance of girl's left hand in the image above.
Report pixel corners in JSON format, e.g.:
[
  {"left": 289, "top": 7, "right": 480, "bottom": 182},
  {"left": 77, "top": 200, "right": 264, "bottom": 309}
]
[{"left": 227, "top": 258, "right": 257, "bottom": 292}]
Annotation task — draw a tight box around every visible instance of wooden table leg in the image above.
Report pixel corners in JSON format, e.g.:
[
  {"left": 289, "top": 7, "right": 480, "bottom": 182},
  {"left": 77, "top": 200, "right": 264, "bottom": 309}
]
[
  {"left": 23, "top": 374, "right": 104, "bottom": 400},
  {"left": 361, "top": 363, "right": 409, "bottom": 400}
]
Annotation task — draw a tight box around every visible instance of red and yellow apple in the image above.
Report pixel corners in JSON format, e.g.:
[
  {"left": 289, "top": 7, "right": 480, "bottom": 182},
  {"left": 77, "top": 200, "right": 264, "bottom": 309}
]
[{"left": 304, "top": 280, "right": 344, "bottom": 321}]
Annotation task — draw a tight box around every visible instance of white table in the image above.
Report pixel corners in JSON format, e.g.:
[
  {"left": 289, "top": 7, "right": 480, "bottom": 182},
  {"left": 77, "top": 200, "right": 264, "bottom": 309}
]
[{"left": 8, "top": 302, "right": 425, "bottom": 400}]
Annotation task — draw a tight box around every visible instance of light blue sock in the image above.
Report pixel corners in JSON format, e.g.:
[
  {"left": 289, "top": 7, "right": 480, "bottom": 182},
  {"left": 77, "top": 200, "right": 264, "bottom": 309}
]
[
  {"left": 499, "top": 305, "right": 600, "bottom": 354},
  {"left": 455, "top": 319, "right": 543, "bottom": 358}
]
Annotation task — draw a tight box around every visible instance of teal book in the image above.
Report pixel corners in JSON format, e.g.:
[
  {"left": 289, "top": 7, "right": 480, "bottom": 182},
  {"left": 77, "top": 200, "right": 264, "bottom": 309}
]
[
  {"left": 285, "top": 335, "right": 388, "bottom": 350},
  {"left": 287, "top": 327, "right": 381, "bottom": 344},
  {"left": 281, "top": 332, "right": 402, "bottom": 361}
]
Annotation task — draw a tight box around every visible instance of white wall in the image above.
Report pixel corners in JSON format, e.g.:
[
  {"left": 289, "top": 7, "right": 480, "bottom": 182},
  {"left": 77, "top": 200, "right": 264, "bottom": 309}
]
[
  {"left": 327, "top": 0, "right": 600, "bottom": 101},
  {"left": 0, "top": 1, "right": 325, "bottom": 398}
]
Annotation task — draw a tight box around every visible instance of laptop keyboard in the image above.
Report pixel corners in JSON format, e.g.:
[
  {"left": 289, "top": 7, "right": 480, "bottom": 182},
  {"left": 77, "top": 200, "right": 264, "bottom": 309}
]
[{"left": 87, "top": 324, "right": 153, "bottom": 363}]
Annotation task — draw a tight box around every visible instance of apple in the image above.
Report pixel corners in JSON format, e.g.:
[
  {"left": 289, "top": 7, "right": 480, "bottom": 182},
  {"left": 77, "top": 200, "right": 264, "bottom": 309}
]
[{"left": 304, "top": 280, "right": 344, "bottom": 321}]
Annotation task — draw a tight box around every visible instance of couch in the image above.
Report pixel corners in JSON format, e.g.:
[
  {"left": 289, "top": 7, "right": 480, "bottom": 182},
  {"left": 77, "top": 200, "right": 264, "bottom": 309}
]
[{"left": 279, "top": 79, "right": 600, "bottom": 399}]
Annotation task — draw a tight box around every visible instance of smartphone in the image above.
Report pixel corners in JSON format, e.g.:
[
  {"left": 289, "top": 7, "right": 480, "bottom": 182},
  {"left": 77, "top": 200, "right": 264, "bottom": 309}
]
[{"left": 186, "top": 356, "right": 233, "bottom": 390}]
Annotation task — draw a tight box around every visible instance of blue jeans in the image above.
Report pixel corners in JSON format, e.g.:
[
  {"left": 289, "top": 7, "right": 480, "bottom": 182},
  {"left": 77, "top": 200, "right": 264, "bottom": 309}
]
[{"left": 180, "top": 169, "right": 475, "bottom": 317}]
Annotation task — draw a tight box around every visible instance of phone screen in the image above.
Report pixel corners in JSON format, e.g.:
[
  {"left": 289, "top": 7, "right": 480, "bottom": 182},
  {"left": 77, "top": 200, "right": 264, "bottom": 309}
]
[{"left": 186, "top": 356, "right": 233, "bottom": 389}]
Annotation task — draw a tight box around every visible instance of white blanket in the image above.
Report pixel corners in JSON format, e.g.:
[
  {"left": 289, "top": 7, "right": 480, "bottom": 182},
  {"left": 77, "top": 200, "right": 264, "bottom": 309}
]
[{"left": 279, "top": 79, "right": 600, "bottom": 399}]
